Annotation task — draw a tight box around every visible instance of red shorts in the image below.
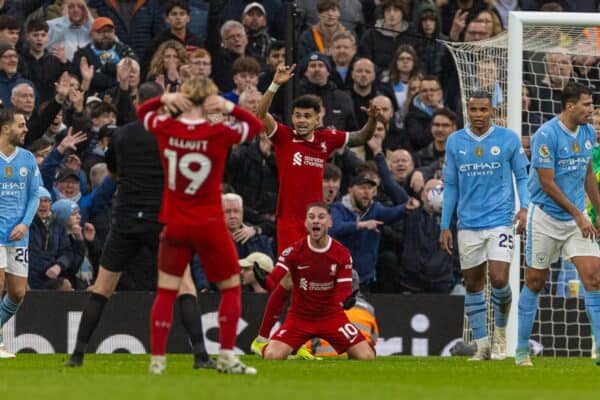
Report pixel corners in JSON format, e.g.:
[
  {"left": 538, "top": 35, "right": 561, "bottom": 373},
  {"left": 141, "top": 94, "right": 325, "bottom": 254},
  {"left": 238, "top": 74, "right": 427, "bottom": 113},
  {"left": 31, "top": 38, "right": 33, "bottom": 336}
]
[
  {"left": 158, "top": 222, "right": 239, "bottom": 282},
  {"left": 277, "top": 217, "right": 306, "bottom": 254},
  {"left": 271, "top": 311, "right": 366, "bottom": 354}
]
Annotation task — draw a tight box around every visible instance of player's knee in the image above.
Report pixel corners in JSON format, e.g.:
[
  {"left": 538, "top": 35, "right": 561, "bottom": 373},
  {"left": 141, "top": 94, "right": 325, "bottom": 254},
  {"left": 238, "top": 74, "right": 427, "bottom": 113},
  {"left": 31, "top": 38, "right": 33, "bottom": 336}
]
[
  {"left": 262, "top": 345, "right": 286, "bottom": 360},
  {"left": 582, "top": 269, "right": 600, "bottom": 291},
  {"left": 489, "top": 274, "right": 508, "bottom": 289},
  {"left": 464, "top": 280, "right": 483, "bottom": 293},
  {"left": 359, "top": 347, "right": 375, "bottom": 360}
]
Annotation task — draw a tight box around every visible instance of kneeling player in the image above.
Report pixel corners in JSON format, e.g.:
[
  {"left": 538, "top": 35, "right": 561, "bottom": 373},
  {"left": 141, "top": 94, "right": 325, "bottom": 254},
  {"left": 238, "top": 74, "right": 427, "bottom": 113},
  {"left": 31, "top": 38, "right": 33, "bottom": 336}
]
[{"left": 257, "top": 203, "right": 375, "bottom": 360}]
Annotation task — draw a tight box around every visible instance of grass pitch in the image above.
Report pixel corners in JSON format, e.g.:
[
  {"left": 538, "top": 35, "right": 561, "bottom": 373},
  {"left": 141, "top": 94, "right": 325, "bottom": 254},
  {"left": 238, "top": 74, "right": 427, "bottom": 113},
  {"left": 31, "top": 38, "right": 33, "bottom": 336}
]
[{"left": 0, "top": 355, "right": 596, "bottom": 400}]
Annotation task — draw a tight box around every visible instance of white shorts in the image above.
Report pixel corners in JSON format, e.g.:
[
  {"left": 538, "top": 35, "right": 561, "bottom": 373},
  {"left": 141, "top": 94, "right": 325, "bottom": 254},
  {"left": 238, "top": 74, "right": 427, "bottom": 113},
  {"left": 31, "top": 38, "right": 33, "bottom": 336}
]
[
  {"left": 526, "top": 204, "right": 600, "bottom": 269},
  {"left": 0, "top": 245, "right": 29, "bottom": 278},
  {"left": 457, "top": 226, "right": 514, "bottom": 270}
]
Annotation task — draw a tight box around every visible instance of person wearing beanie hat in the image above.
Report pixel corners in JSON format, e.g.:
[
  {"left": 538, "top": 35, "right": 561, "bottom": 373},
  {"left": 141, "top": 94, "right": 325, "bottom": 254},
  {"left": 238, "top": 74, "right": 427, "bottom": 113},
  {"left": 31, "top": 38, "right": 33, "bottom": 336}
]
[
  {"left": 0, "top": 106, "right": 42, "bottom": 358},
  {"left": 242, "top": 2, "right": 274, "bottom": 62},
  {"left": 239, "top": 251, "right": 273, "bottom": 293},
  {"left": 51, "top": 198, "right": 80, "bottom": 226}
]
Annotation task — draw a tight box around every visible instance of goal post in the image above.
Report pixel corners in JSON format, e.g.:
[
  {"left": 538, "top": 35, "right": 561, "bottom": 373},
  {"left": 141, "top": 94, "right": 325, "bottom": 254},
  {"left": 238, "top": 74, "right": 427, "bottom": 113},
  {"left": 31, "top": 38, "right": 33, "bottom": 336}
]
[{"left": 444, "top": 11, "right": 600, "bottom": 358}]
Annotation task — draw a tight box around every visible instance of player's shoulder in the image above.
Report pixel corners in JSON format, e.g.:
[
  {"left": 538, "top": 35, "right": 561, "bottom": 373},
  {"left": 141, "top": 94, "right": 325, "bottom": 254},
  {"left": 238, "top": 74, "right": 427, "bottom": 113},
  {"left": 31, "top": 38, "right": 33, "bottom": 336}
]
[
  {"left": 493, "top": 126, "right": 520, "bottom": 145},
  {"left": 16, "top": 147, "right": 36, "bottom": 163},
  {"left": 315, "top": 127, "right": 346, "bottom": 137},
  {"left": 330, "top": 238, "right": 352, "bottom": 258}
]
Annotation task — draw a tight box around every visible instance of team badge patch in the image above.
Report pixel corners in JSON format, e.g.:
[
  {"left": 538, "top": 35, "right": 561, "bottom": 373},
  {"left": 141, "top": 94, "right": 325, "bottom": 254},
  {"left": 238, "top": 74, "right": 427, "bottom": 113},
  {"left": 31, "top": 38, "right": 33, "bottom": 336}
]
[
  {"left": 4, "top": 166, "right": 12, "bottom": 177},
  {"left": 19, "top": 167, "right": 28, "bottom": 177},
  {"left": 535, "top": 252, "right": 548, "bottom": 265},
  {"left": 539, "top": 144, "right": 550, "bottom": 157},
  {"left": 475, "top": 146, "right": 484, "bottom": 157},
  {"left": 491, "top": 146, "right": 500, "bottom": 156},
  {"left": 585, "top": 140, "right": 592, "bottom": 150},
  {"left": 281, "top": 247, "right": 293, "bottom": 257},
  {"left": 572, "top": 142, "right": 580, "bottom": 154}
]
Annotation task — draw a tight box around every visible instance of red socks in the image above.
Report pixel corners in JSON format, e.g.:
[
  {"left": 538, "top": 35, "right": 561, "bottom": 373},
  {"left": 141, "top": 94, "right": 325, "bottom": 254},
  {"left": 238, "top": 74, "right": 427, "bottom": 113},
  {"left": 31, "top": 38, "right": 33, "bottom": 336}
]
[
  {"left": 219, "top": 285, "right": 242, "bottom": 350},
  {"left": 258, "top": 284, "right": 288, "bottom": 338},
  {"left": 150, "top": 288, "right": 178, "bottom": 355}
]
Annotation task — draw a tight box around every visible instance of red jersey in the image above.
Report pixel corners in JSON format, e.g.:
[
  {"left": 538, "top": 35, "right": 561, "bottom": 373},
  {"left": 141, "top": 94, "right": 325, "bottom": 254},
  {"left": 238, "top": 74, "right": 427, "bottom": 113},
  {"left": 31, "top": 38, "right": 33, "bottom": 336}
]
[
  {"left": 268, "top": 123, "right": 348, "bottom": 219},
  {"left": 276, "top": 236, "right": 353, "bottom": 321},
  {"left": 137, "top": 97, "right": 264, "bottom": 225}
]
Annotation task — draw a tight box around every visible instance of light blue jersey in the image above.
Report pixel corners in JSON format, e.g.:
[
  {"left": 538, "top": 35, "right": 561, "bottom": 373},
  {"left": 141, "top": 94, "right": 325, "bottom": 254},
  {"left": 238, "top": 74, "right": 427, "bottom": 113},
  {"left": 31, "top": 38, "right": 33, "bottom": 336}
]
[
  {"left": 441, "top": 125, "right": 530, "bottom": 230},
  {"left": 0, "top": 147, "right": 41, "bottom": 246},
  {"left": 528, "top": 117, "right": 595, "bottom": 221}
]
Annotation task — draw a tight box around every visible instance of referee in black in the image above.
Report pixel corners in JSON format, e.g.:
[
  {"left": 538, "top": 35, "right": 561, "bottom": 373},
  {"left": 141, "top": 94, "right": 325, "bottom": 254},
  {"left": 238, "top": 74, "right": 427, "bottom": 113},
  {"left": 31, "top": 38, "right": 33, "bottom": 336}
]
[{"left": 65, "top": 82, "right": 215, "bottom": 369}]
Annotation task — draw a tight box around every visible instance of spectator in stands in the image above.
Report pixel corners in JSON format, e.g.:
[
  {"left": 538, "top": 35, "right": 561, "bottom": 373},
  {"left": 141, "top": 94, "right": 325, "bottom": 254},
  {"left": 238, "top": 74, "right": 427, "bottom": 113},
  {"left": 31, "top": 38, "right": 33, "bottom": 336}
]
[
  {"left": 0, "top": 44, "right": 34, "bottom": 108},
  {"left": 146, "top": 40, "right": 188, "bottom": 92},
  {"left": 388, "top": 148, "right": 424, "bottom": 197},
  {"left": 257, "top": 41, "right": 285, "bottom": 119},
  {"left": 0, "top": 15, "right": 20, "bottom": 48},
  {"left": 358, "top": 0, "right": 417, "bottom": 78},
  {"left": 371, "top": 95, "right": 405, "bottom": 151},
  {"left": 298, "top": 0, "right": 351, "bottom": 61},
  {"left": 10, "top": 83, "right": 36, "bottom": 118},
  {"left": 296, "top": 0, "right": 364, "bottom": 39},
  {"left": 72, "top": 18, "right": 136, "bottom": 96},
  {"left": 405, "top": 75, "right": 444, "bottom": 151},
  {"left": 226, "top": 131, "right": 278, "bottom": 240},
  {"left": 330, "top": 174, "right": 419, "bottom": 290},
  {"left": 46, "top": 0, "right": 93, "bottom": 62},
  {"left": 472, "top": 8, "right": 504, "bottom": 38},
  {"left": 184, "top": 48, "right": 212, "bottom": 80},
  {"left": 217, "top": 0, "right": 284, "bottom": 40},
  {"left": 474, "top": 58, "right": 503, "bottom": 107},
  {"left": 20, "top": 19, "right": 69, "bottom": 103},
  {"left": 350, "top": 58, "right": 379, "bottom": 127},
  {"left": 329, "top": 31, "right": 358, "bottom": 91},
  {"left": 222, "top": 193, "right": 274, "bottom": 260},
  {"left": 141, "top": 0, "right": 203, "bottom": 75},
  {"left": 351, "top": 119, "right": 387, "bottom": 162},
  {"left": 242, "top": 2, "right": 274, "bottom": 63},
  {"left": 238, "top": 86, "right": 262, "bottom": 114},
  {"left": 413, "top": 108, "right": 457, "bottom": 179},
  {"left": 441, "top": 0, "right": 487, "bottom": 40},
  {"left": 239, "top": 252, "right": 273, "bottom": 293},
  {"left": 222, "top": 56, "right": 261, "bottom": 104},
  {"left": 323, "top": 163, "right": 342, "bottom": 204},
  {"left": 531, "top": 51, "right": 572, "bottom": 121},
  {"left": 102, "top": 57, "right": 140, "bottom": 125},
  {"left": 413, "top": 2, "right": 448, "bottom": 80},
  {"left": 206, "top": 19, "right": 247, "bottom": 92},
  {"left": 88, "top": 0, "right": 165, "bottom": 60},
  {"left": 29, "top": 137, "right": 53, "bottom": 166},
  {"left": 397, "top": 178, "right": 460, "bottom": 294},
  {"left": 297, "top": 52, "right": 356, "bottom": 131},
  {"left": 380, "top": 45, "right": 422, "bottom": 129}
]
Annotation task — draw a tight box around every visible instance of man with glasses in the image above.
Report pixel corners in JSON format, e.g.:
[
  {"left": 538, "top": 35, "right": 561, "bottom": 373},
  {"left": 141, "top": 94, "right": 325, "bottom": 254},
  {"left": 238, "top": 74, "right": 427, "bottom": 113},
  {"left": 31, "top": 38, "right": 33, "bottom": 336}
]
[
  {"left": 405, "top": 75, "right": 445, "bottom": 152},
  {"left": 413, "top": 108, "right": 457, "bottom": 179},
  {"left": 207, "top": 20, "right": 248, "bottom": 91},
  {"left": 0, "top": 43, "right": 34, "bottom": 108}
]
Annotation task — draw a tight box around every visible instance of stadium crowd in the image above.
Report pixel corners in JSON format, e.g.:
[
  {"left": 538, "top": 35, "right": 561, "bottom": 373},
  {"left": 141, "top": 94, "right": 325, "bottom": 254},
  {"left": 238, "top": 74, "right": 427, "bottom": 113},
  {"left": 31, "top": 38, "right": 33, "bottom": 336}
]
[{"left": 0, "top": 0, "right": 598, "bottom": 298}]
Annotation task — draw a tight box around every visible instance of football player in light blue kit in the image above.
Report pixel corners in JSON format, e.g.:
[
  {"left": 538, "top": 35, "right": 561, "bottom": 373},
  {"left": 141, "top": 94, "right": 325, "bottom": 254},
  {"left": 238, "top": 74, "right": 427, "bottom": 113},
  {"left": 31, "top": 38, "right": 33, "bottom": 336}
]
[
  {"left": 440, "top": 92, "right": 529, "bottom": 361},
  {"left": 517, "top": 82, "right": 600, "bottom": 366},
  {"left": 0, "top": 109, "right": 41, "bottom": 358}
]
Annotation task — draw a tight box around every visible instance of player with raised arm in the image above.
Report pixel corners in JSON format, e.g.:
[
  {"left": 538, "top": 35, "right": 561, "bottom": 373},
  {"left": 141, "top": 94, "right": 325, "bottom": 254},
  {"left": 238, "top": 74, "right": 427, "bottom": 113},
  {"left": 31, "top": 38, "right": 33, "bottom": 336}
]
[
  {"left": 250, "top": 63, "right": 381, "bottom": 356},
  {"left": 0, "top": 109, "right": 41, "bottom": 358},
  {"left": 136, "top": 77, "right": 264, "bottom": 375},
  {"left": 516, "top": 82, "right": 600, "bottom": 367},
  {"left": 440, "top": 92, "right": 529, "bottom": 361},
  {"left": 257, "top": 202, "right": 374, "bottom": 361}
]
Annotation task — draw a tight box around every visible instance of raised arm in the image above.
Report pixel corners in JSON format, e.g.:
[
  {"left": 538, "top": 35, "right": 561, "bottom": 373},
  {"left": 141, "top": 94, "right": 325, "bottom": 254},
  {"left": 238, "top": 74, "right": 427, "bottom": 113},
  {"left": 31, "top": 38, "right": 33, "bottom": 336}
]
[
  {"left": 347, "top": 102, "right": 381, "bottom": 147},
  {"left": 257, "top": 63, "right": 296, "bottom": 135}
]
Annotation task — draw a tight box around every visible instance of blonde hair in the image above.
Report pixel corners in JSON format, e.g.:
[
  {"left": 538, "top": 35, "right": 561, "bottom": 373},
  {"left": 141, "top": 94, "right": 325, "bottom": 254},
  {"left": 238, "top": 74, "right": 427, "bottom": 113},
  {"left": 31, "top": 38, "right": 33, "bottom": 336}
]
[
  {"left": 147, "top": 40, "right": 189, "bottom": 80},
  {"left": 180, "top": 77, "right": 219, "bottom": 105},
  {"left": 62, "top": 0, "right": 94, "bottom": 24}
]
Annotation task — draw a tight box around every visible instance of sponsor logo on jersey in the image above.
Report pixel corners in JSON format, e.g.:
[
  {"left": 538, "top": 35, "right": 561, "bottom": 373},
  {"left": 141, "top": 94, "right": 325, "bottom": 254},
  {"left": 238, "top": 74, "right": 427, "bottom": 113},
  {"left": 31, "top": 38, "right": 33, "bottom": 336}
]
[
  {"left": 572, "top": 142, "right": 580, "bottom": 154},
  {"left": 539, "top": 144, "right": 550, "bottom": 157},
  {"left": 475, "top": 146, "right": 483, "bottom": 157},
  {"left": 291, "top": 152, "right": 324, "bottom": 168},
  {"left": 585, "top": 140, "right": 592, "bottom": 150},
  {"left": 490, "top": 146, "right": 500, "bottom": 156},
  {"left": 458, "top": 162, "right": 501, "bottom": 176},
  {"left": 5, "top": 166, "right": 12, "bottom": 177},
  {"left": 19, "top": 167, "right": 28, "bottom": 177}
]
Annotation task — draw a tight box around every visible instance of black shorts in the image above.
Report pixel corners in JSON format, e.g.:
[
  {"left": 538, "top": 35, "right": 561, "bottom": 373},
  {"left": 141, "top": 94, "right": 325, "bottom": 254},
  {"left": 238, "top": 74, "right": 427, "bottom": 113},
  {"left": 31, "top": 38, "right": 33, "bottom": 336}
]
[{"left": 99, "top": 214, "right": 163, "bottom": 273}]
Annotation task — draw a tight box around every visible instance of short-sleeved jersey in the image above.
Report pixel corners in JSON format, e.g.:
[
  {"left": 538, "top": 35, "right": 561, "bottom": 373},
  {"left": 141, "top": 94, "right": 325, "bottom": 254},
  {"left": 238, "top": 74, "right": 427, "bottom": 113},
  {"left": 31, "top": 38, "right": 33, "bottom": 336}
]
[
  {"left": 0, "top": 147, "right": 41, "bottom": 246},
  {"left": 140, "top": 98, "right": 259, "bottom": 225},
  {"left": 276, "top": 236, "right": 353, "bottom": 320},
  {"left": 528, "top": 117, "right": 595, "bottom": 221},
  {"left": 443, "top": 125, "right": 529, "bottom": 230},
  {"left": 269, "top": 123, "right": 348, "bottom": 219}
]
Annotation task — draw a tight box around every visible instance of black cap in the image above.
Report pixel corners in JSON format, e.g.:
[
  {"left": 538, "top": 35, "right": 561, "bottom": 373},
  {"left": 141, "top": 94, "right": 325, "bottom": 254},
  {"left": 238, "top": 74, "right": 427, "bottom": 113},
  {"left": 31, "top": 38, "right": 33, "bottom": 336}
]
[
  {"left": 349, "top": 175, "right": 377, "bottom": 187},
  {"left": 56, "top": 168, "right": 79, "bottom": 182}
]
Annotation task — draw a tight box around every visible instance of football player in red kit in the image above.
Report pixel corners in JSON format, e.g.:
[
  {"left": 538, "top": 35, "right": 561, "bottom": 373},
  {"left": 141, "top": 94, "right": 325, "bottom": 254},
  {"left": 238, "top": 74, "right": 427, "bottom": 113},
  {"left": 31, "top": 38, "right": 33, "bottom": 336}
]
[
  {"left": 258, "top": 203, "right": 375, "bottom": 360},
  {"left": 137, "top": 77, "right": 264, "bottom": 375}
]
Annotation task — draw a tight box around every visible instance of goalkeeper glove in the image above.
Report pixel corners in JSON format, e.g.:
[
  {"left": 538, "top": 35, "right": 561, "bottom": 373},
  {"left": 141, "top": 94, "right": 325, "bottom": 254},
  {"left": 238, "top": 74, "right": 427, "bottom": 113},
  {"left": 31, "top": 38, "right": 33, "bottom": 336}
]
[{"left": 342, "top": 289, "right": 359, "bottom": 310}]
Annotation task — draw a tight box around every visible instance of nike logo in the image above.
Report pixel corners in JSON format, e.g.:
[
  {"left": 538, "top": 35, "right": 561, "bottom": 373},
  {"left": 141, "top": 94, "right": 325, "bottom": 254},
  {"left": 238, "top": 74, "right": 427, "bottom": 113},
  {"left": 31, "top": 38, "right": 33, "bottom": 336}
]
[
  {"left": 297, "top": 265, "right": 310, "bottom": 270},
  {"left": 292, "top": 139, "right": 305, "bottom": 143}
]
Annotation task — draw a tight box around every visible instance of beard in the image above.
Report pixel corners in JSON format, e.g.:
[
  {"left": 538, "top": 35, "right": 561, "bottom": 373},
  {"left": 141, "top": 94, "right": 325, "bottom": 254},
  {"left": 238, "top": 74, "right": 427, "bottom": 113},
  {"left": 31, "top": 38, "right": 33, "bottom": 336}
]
[{"left": 95, "top": 40, "right": 114, "bottom": 51}]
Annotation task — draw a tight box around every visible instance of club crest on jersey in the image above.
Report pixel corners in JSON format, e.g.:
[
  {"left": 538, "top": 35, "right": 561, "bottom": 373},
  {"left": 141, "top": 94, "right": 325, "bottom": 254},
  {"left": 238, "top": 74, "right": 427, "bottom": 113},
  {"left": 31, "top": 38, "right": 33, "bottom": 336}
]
[
  {"left": 4, "top": 166, "right": 12, "bottom": 177},
  {"left": 330, "top": 264, "right": 337, "bottom": 276},
  {"left": 585, "top": 140, "right": 592, "bottom": 150},
  {"left": 475, "top": 146, "right": 483, "bottom": 157},
  {"left": 321, "top": 141, "right": 327, "bottom": 153},
  {"left": 539, "top": 144, "right": 550, "bottom": 157},
  {"left": 19, "top": 167, "right": 28, "bottom": 177},
  {"left": 490, "top": 146, "right": 500, "bottom": 156},
  {"left": 299, "top": 277, "right": 308, "bottom": 291},
  {"left": 535, "top": 252, "right": 548, "bottom": 264},
  {"left": 281, "top": 247, "right": 293, "bottom": 257},
  {"left": 572, "top": 142, "right": 580, "bottom": 154}
]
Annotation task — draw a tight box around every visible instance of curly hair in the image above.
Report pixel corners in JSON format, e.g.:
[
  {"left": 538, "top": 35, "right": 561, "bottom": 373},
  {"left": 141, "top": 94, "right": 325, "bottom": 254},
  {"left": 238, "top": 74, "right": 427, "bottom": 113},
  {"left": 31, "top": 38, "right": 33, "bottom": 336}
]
[{"left": 146, "top": 40, "right": 189, "bottom": 80}]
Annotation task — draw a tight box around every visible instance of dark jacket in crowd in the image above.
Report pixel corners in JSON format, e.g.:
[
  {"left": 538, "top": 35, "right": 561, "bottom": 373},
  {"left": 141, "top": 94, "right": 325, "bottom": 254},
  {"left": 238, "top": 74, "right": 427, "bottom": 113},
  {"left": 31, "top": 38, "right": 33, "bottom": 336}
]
[
  {"left": 87, "top": 0, "right": 165, "bottom": 60},
  {"left": 19, "top": 49, "right": 69, "bottom": 103},
  {"left": 28, "top": 215, "right": 73, "bottom": 289},
  {"left": 0, "top": 71, "right": 33, "bottom": 109},
  {"left": 413, "top": 2, "right": 449, "bottom": 80},
  {"left": 404, "top": 95, "right": 435, "bottom": 152},
  {"left": 72, "top": 41, "right": 137, "bottom": 95},
  {"left": 297, "top": 78, "right": 357, "bottom": 131}
]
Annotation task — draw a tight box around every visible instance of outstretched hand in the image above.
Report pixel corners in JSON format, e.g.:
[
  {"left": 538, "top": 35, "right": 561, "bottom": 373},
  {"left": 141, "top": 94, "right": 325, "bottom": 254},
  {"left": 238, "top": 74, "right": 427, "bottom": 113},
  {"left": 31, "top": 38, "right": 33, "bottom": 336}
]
[
  {"left": 272, "top": 63, "right": 296, "bottom": 85},
  {"left": 360, "top": 101, "right": 382, "bottom": 120}
]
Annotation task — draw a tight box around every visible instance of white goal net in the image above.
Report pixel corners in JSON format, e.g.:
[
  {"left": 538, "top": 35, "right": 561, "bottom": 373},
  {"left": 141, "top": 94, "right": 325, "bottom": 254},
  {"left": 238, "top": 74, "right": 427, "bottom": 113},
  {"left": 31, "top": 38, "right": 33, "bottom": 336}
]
[{"left": 444, "top": 17, "right": 600, "bottom": 357}]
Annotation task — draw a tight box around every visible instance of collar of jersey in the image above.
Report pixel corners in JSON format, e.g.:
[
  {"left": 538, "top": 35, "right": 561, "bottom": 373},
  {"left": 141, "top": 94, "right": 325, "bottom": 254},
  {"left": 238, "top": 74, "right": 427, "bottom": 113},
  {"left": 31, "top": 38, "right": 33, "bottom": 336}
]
[
  {"left": 0, "top": 146, "right": 19, "bottom": 162},
  {"left": 292, "top": 132, "right": 315, "bottom": 143},
  {"left": 464, "top": 124, "right": 495, "bottom": 142},
  {"left": 307, "top": 235, "right": 332, "bottom": 253},
  {"left": 557, "top": 119, "right": 579, "bottom": 137},
  {"left": 179, "top": 117, "right": 207, "bottom": 124}
]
